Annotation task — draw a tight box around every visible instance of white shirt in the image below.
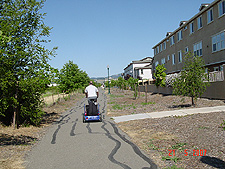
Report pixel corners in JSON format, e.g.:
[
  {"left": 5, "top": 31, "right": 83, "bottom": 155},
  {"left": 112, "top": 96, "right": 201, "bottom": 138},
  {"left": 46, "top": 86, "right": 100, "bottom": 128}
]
[{"left": 85, "top": 85, "right": 98, "bottom": 98}]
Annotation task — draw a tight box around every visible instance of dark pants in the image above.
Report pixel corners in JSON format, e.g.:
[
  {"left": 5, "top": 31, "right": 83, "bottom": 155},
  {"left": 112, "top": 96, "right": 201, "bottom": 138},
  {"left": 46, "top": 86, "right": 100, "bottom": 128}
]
[{"left": 87, "top": 97, "right": 97, "bottom": 115}]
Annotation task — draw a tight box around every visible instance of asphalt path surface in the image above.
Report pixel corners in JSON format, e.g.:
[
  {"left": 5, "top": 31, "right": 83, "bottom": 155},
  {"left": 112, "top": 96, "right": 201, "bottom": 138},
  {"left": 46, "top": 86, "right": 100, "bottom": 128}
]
[{"left": 25, "top": 89, "right": 157, "bottom": 169}]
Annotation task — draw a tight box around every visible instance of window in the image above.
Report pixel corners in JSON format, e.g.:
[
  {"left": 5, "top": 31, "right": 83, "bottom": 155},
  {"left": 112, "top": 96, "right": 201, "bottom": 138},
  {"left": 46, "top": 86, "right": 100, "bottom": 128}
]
[
  {"left": 141, "top": 69, "right": 144, "bottom": 74},
  {"left": 177, "top": 30, "right": 183, "bottom": 41},
  {"left": 161, "top": 58, "right": 166, "bottom": 65},
  {"left": 157, "top": 46, "right": 159, "bottom": 54},
  {"left": 178, "top": 51, "right": 182, "bottom": 63},
  {"left": 219, "top": 0, "right": 225, "bottom": 17},
  {"left": 190, "top": 22, "right": 194, "bottom": 34},
  {"left": 172, "top": 54, "right": 175, "bottom": 65},
  {"left": 170, "top": 35, "right": 175, "bottom": 46},
  {"left": 163, "top": 41, "right": 166, "bottom": 50},
  {"left": 207, "top": 8, "right": 213, "bottom": 23},
  {"left": 185, "top": 47, "right": 189, "bottom": 53},
  {"left": 160, "top": 44, "right": 163, "bottom": 52},
  {"left": 220, "top": 65, "right": 224, "bottom": 71},
  {"left": 197, "top": 16, "right": 203, "bottom": 29},
  {"left": 212, "top": 31, "right": 225, "bottom": 52},
  {"left": 193, "top": 41, "right": 203, "bottom": 56},
  {"left": 214, "top": 67, "right": 219, "bottom": 71},
  {"left": 167, "top": 55, "right": 170, "bottom": 61}
]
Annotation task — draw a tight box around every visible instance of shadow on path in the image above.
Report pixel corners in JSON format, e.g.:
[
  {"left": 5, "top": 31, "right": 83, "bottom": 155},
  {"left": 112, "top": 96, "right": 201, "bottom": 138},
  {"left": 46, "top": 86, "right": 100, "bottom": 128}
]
[{"left": 200, "top": 156, "right": 225, "bottom": 168}]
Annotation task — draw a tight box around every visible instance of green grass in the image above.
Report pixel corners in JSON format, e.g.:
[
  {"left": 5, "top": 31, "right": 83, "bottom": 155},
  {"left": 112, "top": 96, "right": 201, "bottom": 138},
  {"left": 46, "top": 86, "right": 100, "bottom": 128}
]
[
  {"left": 108, "top": 101, "right": 116, "bottom": 104},
  {"left": 141, "top": 102, "right": 156, "bottom": 105},
  {"left": 198, "top": 126, "right": 210, "bottom": 130},
  {"left": 220, "top": 120, "right": 225, "bottom": 130},
  {"left": 112, "top": 103, "right": 137, "bottom": 110},
  {"left": 112, "top": 104, "right": 124, "bottom": 110},
  {"left": 148, "top": 143, "right": 159, "bottom": 150},
  {"left": 109, "top": 94, "right": 124, "bottom": 98},
  {"left": 171, "top": 143, "right": 187, "bottom": 152},
  {"left": 161, "top": 156, "right": 181, "bottom": 163}
]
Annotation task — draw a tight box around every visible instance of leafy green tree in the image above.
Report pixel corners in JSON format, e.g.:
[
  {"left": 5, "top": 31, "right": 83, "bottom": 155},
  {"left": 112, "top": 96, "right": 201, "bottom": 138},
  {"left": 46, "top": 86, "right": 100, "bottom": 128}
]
[
  {"left": 0, "top": 0, "right": 57, "bottom": 126},
  {"left": 90, "top": 80, "right": 101, "bottom": 88},
  {"left": 172, "top": 52, "right": 209, "bottom": 106},
  {"left": 110, "top": 79, "right": 116, "bottom": 88},
  {"left": 154, "top": 64, "right": 167, "bottom": 87},
  {"left": 127, "top": 77, "right": 139, "bottom": 99},
  {"left": 57, "top": 60, "right": 90, "bottom": 93},
  {"left": 0, "top": 30, "right": 11, "bottom": 43},
  {"left": 117, "top": 77, "right": 127, "bottom": 90}
]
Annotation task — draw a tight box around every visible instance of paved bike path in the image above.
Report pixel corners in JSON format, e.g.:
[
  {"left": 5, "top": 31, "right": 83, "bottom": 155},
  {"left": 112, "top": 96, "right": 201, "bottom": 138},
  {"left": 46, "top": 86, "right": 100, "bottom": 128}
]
[{"left": 25, "top": 89, "right": 157, "bottom": 169}]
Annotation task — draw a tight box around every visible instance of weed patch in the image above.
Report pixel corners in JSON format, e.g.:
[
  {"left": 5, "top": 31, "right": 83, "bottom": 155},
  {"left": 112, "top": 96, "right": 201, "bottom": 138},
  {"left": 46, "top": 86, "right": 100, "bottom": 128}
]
[
  {"left": 141, "top": 102, "right": 155, "bottom": 106},
  {"left": 171, "top": 143, "right": 187, "bottom": 152},
  {"left": 112, "top": 104, "right": 124, "bottom": 110},
  {"left": 110, "top": 94, "right": 124, "bottom": 98},
  {"left": 220, "top": 120, "right": 225, "bottom": 130},
  {"left": 162, "top": 156, "right": 181, "bottom": 163}
]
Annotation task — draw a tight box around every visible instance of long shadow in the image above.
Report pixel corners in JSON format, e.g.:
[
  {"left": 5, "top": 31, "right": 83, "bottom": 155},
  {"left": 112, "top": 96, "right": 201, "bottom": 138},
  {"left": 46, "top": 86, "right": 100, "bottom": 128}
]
[
  {"left": 200, "top": 156, "right": 225, "bottom": 168},
  {"left": 0, "top": 133, "right": 37, "bottom": 146},
  {"left": 168, "top": 104, "right": 192, "bottom": 108}
]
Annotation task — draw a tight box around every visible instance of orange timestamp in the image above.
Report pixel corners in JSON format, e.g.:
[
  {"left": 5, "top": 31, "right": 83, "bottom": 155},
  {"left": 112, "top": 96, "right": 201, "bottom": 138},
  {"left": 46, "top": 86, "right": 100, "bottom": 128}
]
[{"left": 168, "top": 149, "right": 207, "bottom": 156}]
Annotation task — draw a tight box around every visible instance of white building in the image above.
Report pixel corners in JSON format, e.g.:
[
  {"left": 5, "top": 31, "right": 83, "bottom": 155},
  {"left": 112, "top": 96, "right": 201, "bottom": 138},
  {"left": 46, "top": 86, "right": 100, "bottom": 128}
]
[{"left": 124, "top": 57, "right": 153, "bottom": 80}]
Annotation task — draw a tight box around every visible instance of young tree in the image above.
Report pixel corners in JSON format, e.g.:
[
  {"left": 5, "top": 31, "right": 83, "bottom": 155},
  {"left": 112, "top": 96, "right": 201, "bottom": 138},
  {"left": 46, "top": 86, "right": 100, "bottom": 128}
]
[
  {"left": 172, "top": 52, "right": 209, "bottom": 106},
  {"left": 117, "top": 77, "right": 124, "bottom": 90},
  {"left": 0, "top": 0, "right": 57, "bottom": 126},
  {"left": 154, "top": 64, "right": 167, "bottom": 87},
  {"left": 57, "top": 60, "right": 90, "bottom": 93},
  {"left": 127, "top": 77, "right": 139, "bottom": 99}
]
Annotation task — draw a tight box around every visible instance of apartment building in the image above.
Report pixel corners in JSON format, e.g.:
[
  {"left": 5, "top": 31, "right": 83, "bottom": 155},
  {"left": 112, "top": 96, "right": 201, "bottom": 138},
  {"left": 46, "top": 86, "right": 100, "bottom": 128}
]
[
  {"left": 124, "top": 57, "right": 153, "bottom": 80},
  {"left": 152, "top": 0, "right": 225, "bottom": 75}
]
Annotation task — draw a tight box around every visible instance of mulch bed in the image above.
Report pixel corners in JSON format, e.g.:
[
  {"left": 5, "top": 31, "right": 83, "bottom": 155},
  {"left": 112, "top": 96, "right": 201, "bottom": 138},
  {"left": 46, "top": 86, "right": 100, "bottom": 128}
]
[{"left": 107, "top": 88, "right": 225, "bottom": 169}]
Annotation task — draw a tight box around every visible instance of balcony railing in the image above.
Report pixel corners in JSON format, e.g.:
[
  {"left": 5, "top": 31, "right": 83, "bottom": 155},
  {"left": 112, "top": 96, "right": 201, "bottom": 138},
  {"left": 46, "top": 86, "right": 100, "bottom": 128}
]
[
  {"left": 206, "top": 71, "right": 224, "bottom": 82},
  {"left": 165, "top": 71, "right": 224, "bottom": 86}
]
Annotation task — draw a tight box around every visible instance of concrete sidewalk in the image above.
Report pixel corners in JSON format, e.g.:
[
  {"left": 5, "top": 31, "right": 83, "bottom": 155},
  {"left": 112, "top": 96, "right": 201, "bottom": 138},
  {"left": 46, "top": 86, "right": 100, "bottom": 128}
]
[{"left": 113, "top": 105, "right": 225, "bottom": 123}]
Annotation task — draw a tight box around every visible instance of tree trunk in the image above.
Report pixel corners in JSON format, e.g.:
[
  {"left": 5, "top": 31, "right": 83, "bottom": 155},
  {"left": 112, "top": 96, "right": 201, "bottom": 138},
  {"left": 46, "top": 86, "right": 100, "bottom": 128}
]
[
  {"left": 13, "top": 84, "right": 18, "bottom": 129},
  {"left": 13, "top": 110, "right": 16, "bottom": 129},
  {"left": 145, "top": 84, "right": 148, "bottom": 103},
  {"left": 191, "top": 97, "right": 195, "bottom": 106},
  {"left": 134, "top": 85, "right": 137, "bottom": 100}
]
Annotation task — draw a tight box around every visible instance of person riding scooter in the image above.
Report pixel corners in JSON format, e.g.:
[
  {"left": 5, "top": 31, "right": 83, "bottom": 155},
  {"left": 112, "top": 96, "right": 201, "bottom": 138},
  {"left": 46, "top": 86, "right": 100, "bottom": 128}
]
[{"left": 85, "top": 81, "right": 99, "bottom": 115}]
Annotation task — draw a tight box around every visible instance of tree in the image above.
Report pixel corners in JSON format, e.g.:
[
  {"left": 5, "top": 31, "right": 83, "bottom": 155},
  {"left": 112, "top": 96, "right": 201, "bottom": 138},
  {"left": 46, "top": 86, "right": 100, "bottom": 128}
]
[
  {"left": 127, "top": 77, "right": 139, "bottom": 99},
  {"left": 0, "top": 30, "right": 11, "bottom": 43},
  {"left": 154, "top": 64, "right": 167, "bottom": 87},
  {"left": 57, "top": 60, "right": 90, "bottom": 93},
  {"left": 172, "top": 52, "right": 209, "bottom": 106},
  {"left": 117, "top": 77, "right": 127, "bottom": 90},
  {"left": 0, "top": 0, "right": 57, "bottom": 126}
]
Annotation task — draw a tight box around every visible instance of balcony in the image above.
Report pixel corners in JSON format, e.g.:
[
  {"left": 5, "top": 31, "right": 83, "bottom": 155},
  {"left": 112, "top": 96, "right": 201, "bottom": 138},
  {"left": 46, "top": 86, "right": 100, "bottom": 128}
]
[{"left": 206, "top": 71, "right": 224, "bottom": 82}]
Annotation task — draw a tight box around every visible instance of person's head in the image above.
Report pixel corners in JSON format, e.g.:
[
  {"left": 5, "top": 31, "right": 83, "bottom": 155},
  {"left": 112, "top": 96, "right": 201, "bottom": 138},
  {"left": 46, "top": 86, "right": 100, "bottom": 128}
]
[{"left": 89, "top": 81, "right": 93, "bottom": 85}]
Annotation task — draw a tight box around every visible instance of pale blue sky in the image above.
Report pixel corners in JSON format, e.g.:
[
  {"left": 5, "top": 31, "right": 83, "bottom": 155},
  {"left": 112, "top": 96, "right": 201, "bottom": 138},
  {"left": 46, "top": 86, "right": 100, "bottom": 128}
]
[{"left": 42, "top": 0, "right": 212, "bottom": 77}]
